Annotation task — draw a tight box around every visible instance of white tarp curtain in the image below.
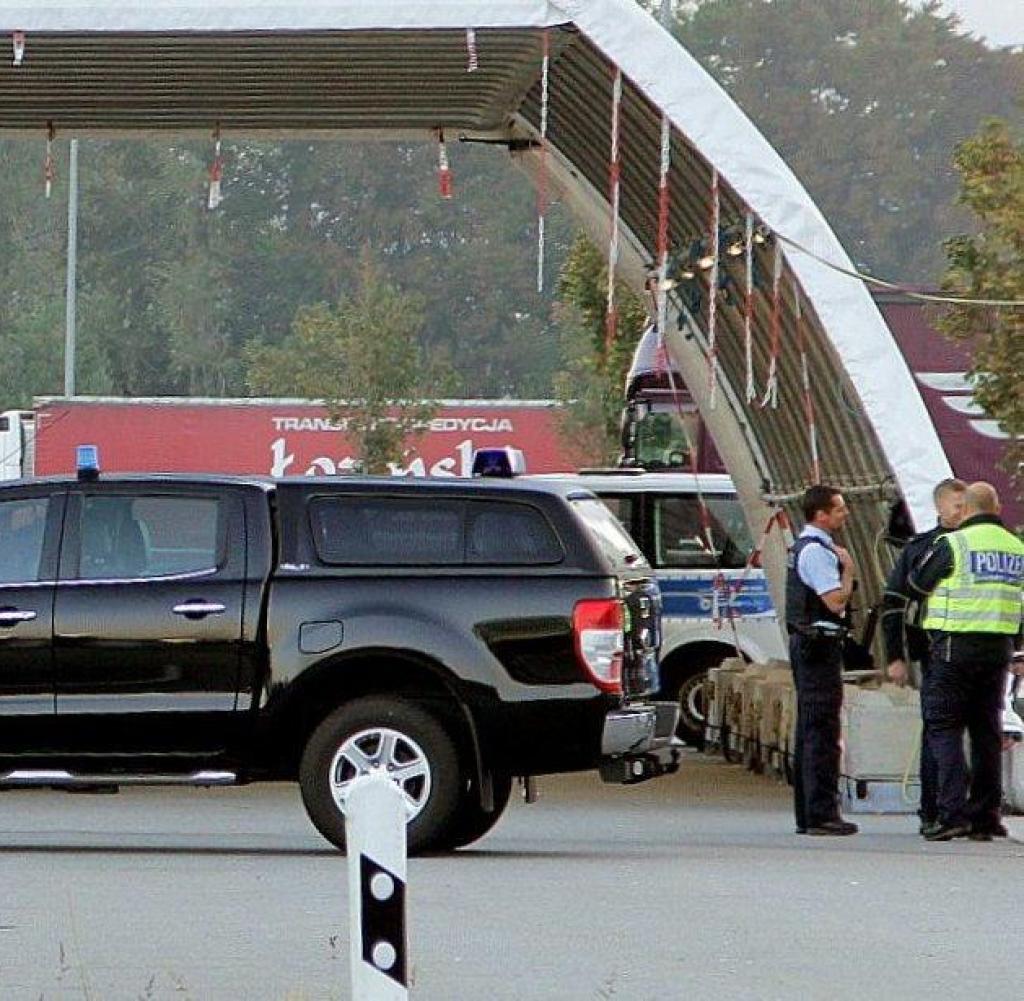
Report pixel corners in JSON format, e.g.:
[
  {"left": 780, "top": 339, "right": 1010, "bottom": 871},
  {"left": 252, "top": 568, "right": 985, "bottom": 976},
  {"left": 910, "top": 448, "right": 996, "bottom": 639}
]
[{"left": 0, "top": 0, "right": 951, "bottom": 524}]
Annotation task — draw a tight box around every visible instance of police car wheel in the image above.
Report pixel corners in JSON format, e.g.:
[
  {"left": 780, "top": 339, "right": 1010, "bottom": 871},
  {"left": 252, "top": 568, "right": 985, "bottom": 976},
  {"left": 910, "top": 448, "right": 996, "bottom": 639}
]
[
  {"left": 299, "top": 696, "right": 462, "bottom": 855},
  {"left": 675, "top": 670, "right": 709, "bottom": 745}
]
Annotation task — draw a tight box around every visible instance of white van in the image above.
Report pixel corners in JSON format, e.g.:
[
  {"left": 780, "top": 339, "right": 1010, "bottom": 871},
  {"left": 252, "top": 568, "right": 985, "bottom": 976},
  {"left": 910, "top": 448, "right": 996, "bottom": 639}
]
[{"left": 533, "top": 470, "right": 787, "bottom": 744}]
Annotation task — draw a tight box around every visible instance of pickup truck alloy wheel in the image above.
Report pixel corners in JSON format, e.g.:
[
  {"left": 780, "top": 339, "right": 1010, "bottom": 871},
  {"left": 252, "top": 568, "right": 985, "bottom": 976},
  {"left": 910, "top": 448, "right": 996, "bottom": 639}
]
[
  {"left": 329, "top": 726, "right": 432, "bottom": 819},
  {"left": 299, "top": 696, "right": 462, "bottom": 854}
]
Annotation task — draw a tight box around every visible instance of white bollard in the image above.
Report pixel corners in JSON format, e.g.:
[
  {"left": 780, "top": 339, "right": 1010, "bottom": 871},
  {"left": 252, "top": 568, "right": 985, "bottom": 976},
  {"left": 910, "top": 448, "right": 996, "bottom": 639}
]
[{"left": 346, "top": 772, "right": 410, "bottom": 1000}]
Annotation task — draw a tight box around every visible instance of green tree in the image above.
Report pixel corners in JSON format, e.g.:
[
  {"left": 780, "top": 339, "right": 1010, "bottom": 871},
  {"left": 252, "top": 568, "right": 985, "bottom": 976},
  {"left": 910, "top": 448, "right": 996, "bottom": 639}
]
[
  {"left": 0, "top": 134, "right": 573, "bottom": 406},
  {"left": 0, "top": 141, "right": 68, "bottom": 404},
  {"left": 6, "top": 0, "right": 1012, "bottom": 416},
  {"left": 78, "top": 140, "right": 255, "bottom": 397},
  {"left": 246, "top": 252, "right": 450, "bottom": 473},
  {"left": 552, "top": 235, "right": 648, "bottom": 465},
  {"left": 149, "top": 252, "right": 240, "bottom": 396},
  {"left": 673, "top": 0, "right": 1023, "bottom": 282},
  {"left": 938, "top": 119, "right": 1024, "bottom": 493}
]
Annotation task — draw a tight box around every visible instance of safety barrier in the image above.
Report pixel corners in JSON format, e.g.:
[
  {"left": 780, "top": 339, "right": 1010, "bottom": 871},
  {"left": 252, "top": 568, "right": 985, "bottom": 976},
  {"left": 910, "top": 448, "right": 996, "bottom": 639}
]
[
  {"left": 704, "top": 660, "right": 921, "bottom": 811},
  {"left": 1004, "top": 745, "right": 1024, "bottom": 813},
  {"left": 703, "top": 660, "right": 1024, "bottom": 815},
  {"left": 706, "top": 658, "right": 797, "bottom": 780}
]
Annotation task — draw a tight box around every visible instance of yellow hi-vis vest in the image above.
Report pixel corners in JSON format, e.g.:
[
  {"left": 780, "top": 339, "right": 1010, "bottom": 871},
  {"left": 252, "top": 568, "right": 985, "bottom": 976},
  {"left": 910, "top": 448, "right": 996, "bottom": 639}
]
[{"left": 922, "top": 521, "right": 1024, "bottom": 634}]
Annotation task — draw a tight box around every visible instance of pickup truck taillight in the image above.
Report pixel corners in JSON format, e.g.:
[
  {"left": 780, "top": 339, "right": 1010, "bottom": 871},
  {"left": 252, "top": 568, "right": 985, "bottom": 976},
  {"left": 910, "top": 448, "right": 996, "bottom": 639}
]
[{"left": 572, "top": 599, "right": 625, "bottom": 695}]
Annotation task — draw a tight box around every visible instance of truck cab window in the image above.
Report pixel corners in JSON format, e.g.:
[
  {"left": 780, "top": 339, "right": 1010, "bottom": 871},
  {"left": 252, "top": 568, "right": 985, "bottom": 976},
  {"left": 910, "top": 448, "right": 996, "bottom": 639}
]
[
  {"left": 0, "top": 497, "right": 48, "bottom": 583},
  {"left": 632, "top": 410, "right": 699, "bottom": 470}
]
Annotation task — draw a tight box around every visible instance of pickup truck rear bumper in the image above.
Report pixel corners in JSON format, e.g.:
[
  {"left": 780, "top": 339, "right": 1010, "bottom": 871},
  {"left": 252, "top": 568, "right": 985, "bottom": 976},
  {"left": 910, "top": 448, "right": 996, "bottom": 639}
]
[{"left": 599, "top": 701, "right": 682, "bottom": 784}]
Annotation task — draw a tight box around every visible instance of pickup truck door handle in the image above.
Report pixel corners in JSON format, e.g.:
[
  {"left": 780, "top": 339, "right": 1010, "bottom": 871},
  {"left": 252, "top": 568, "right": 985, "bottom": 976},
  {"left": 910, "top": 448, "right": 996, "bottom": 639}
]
[
  {"left": 0, "top": 609, "right": 37, "bottom": 626},
  {"left": 172, "top": 601, "right": 227, "bottom": 619}
]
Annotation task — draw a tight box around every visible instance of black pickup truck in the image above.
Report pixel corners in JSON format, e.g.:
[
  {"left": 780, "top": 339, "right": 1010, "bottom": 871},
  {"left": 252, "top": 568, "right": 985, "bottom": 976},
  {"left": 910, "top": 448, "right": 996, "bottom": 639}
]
[{"left": 0, "top": 472, "right": 678, "bottom": 852}]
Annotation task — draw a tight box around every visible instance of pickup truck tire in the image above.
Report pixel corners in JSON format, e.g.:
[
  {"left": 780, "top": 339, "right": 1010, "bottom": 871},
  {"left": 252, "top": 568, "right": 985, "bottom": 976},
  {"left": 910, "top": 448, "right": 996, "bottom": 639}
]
[
  {"left": 299, "top": 696, "right": 462, "bottom": 855},
  {"left": 444, "top": 771, "right": 513, "bottom": 850}
]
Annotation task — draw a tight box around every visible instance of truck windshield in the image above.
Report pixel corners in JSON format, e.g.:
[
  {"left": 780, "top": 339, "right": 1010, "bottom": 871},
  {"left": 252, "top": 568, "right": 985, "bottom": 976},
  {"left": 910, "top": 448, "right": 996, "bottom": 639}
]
[
  {"left": 572, "top": 497, "right": 648, "bottom": 570},
  {"left": 633, "top": 409, "right": 701, "bottom": 469}
]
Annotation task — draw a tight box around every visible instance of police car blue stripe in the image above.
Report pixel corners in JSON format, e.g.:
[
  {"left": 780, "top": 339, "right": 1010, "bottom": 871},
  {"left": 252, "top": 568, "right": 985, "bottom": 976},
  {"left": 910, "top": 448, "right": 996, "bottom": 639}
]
[{"left": 657, "top": 575, "right": 775, "bottom": 619}]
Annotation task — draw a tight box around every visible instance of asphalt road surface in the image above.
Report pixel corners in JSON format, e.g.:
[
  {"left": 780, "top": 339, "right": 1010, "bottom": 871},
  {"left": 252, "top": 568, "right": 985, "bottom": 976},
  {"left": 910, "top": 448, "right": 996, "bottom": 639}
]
[{"left": 1, "top": 754, "right": 1021, "bottom": 1001}]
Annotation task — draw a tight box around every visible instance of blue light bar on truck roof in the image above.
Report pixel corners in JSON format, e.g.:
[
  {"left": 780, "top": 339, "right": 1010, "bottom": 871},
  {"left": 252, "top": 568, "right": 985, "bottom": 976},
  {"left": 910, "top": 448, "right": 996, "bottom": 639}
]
[
  {"left": 471, "top": 447, "right": 526, "bottom": 478},
  {"left": 76, "top": 444, "right": 100, "bottom": 481}
]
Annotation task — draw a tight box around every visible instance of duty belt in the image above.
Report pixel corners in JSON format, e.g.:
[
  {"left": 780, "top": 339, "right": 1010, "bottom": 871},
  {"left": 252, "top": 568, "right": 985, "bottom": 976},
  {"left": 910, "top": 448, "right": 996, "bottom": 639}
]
[{"left": 787, "top": 623, "right": 848, "bottom": 641}]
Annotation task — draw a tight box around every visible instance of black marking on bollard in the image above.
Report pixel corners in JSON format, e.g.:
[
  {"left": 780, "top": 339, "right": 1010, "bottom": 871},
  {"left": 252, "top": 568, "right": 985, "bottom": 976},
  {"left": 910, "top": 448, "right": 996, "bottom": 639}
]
[{"left": 360, "top": 853, "right": 407, "bottom": 987}]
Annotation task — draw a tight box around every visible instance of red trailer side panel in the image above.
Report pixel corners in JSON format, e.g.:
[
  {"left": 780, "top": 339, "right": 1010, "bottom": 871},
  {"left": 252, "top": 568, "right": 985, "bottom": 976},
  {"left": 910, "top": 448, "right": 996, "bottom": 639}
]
[
  {"left": 33, "top": 399, "right": 578, "bottom": 479},
  {"left": 874, "top": 292, "right": 1021, "bottom": 529}
]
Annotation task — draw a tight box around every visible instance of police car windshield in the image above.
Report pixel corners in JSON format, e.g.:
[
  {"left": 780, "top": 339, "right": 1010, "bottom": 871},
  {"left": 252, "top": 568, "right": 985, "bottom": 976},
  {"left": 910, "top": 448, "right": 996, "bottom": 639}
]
[{"left": 572, "top": 498, "right": 648, "bottom": 569}]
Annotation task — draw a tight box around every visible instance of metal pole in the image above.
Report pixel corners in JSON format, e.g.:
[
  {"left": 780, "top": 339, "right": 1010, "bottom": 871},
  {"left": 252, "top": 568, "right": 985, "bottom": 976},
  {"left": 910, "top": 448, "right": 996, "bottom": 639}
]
[
  {"left": 64, "top": 138, "right": 79, "bottom": 399},
  {"left": 660, "top": 0, "right": 672, "bottom": 29}
]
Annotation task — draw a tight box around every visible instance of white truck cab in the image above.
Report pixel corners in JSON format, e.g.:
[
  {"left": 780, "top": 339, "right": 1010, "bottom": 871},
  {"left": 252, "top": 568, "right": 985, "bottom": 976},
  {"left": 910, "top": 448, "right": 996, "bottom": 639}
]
[
  {"left": 532, "top": 469, "right": 787, "bottom": 744},
  {"left": 0, "top": 409, "right": 34, "bottom": 481}
]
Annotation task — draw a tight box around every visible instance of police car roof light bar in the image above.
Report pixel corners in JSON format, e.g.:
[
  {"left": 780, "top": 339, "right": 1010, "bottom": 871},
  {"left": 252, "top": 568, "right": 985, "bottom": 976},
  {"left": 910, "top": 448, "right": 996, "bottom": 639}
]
[
  {"left": 471, "top": 447, "right": 526, "bottom": 478},
  {"left": 76, "top": 444, "right": 100, "bottom": 481}
]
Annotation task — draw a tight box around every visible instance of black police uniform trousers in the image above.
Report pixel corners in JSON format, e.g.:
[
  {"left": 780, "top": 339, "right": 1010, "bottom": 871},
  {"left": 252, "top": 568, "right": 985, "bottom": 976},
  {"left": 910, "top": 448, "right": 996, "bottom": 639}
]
[
  {"left": 917, "top": 658, "right": 939, "bottom": 824},
  {"left": 922, "top": 632, "right": 1010, "bottom": 830},
  {"left": 790, "top": 633, "right": 844, "bottom": 828}
]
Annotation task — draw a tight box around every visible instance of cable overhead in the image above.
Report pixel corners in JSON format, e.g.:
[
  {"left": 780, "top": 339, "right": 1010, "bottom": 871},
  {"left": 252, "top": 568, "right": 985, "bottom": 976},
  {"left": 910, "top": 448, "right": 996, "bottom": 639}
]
[
  {"left": 661, "top": 220, "right": 1024, "bottom": 309},
  {"left": 774, "top": 232, "right": 1024, "bottom": 308}
]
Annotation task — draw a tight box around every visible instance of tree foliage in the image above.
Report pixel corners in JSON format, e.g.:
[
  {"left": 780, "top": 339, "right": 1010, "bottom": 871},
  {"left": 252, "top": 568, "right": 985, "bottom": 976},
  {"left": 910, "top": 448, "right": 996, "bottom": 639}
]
[
  {"left": 938, "top": 119, "right": 1024, "bottom": 490},
  {"left": 673, "top": 0, "right": 1023, "bottom": 281},
  {"left": 246, "top": 252, "right": 449, "bottom": 473},
  {"left": 0, "top": 143, "right": 73, "bottom": 403},
  {"left": 552, "top": 235, "right": 648, "bottom": 466},
  {"left": 0, "top": 137, "right": 571, "bottom": 407}
]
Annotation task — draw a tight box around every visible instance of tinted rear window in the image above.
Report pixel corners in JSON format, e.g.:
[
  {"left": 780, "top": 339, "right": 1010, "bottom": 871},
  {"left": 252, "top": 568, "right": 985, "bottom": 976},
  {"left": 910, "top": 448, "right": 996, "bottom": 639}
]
[
  {"left": 310, "top": 497, "right": 463, "bottom": 565},
  {"left": 309, "top": 496, "right": 563, "bottom": 567},
  {"left": 571, "top": 497, "right": 647, "bottom": 570},
  {"left": 466, "top": 502, "right": 563, "bottom": 565}
]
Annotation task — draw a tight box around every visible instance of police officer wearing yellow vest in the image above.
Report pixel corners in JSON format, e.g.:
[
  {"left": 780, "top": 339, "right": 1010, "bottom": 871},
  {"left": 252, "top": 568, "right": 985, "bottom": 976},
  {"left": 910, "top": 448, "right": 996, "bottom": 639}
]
[
  {"left": 908, "top": 482, "right": 1024, "bottom": 841},
  {"left": 882, "top": 478, "right": 966, "bottom": 834}
]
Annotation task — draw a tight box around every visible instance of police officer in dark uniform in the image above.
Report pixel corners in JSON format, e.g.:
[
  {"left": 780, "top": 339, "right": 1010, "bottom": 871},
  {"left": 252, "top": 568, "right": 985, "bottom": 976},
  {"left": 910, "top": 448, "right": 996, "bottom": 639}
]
[
  {"left": 881, "top": 478, "right": 966, "bottom": 835},
  {"left": 907, "top": 481, "right": 1024, "bottom": 841},
  {"left": 786, "top": 485, "right": 858, "bottom": 836}
]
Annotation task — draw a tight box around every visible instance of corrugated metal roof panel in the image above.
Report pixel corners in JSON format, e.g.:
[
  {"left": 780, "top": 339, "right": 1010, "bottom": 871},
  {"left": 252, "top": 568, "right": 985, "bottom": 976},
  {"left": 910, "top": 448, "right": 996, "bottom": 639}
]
[{"left": 0, "top": 29, "right": 564, "bottom": 133}]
